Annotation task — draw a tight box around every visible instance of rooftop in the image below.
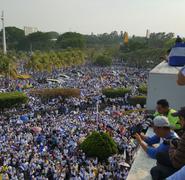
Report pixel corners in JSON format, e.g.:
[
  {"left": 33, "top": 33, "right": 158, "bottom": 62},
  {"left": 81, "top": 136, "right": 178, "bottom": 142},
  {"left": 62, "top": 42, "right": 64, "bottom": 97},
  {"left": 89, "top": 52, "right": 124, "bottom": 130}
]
[{"left": 150, "top": 61, "right": 181, "bottom": 75}]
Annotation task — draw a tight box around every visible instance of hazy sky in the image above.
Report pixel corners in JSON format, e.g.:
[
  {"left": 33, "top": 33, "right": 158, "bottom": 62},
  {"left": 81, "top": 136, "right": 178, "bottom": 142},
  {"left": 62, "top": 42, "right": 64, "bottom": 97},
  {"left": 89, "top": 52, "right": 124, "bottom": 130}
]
[{"left": 1, "top": 0, "right": 185, "bottom": 36}]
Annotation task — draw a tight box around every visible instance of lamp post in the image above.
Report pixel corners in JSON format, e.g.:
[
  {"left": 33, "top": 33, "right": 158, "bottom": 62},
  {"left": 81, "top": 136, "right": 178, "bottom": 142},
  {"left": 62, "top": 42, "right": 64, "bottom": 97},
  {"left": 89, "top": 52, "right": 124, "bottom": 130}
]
[{"left": 1, "top": 11, "right": 7, "bottom": 54}]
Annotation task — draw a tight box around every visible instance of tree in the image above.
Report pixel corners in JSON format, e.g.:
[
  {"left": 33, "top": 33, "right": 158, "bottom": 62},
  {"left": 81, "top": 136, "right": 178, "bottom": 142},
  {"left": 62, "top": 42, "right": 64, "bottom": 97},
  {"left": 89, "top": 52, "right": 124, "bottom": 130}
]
[
  {"left": 120, "top": 48, "right": 166, "bottom": 68},
  {"left": 148, "top": 32, "right": 175, "bottom": 48},
  {"left": 138, "top": 84, "right": 147, "bottom": 94},
  {"left": 25, "top": 50, "right": 85, "bottom": 72},
  {"left": 56, "top": 32, "right": 85, "bottom": 49},
  {"left": 94, "top": 54, "right": 112, "bottom": 66},
  {"left": 0, "top": 27, "right": 25, "bottom": 50},
  {"left": 84, "top": 31, "right": 122, "bottom": 48},
  {"left": 0, "top": 51, "right": 18, "bottom": 77},
  {"left": 45, "top": 31, "right": 59, "bottom": 40},
  {"left": 0, "top": 53, "right": 10, "bottom": 75},
  {"left": 26, "top": 51, "right": 43, "bottom": 72},
  {"left": 18, "top": 31, "right": 55, "bottom": 51},
  {"left": 80, "top": 131, "right": 118, "bottom": 161}
]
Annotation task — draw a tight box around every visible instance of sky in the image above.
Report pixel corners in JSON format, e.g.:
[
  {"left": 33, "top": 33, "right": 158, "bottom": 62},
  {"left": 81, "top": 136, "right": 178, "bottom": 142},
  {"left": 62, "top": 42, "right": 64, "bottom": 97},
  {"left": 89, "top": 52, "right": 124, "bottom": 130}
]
[{"left": 1, "top": 0, "right": 185, "bottom": 36}]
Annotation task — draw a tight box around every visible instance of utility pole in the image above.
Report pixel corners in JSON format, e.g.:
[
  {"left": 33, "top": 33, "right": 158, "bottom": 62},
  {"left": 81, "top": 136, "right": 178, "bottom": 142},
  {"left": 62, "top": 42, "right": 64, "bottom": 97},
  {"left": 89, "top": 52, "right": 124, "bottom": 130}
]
[{"left": 1, "top": 11, "right": 7, "bottom": 54}]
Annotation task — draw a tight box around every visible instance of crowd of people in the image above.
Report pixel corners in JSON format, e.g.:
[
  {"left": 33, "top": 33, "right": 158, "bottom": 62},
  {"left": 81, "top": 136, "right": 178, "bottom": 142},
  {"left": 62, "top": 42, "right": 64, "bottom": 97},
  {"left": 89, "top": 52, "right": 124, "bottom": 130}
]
[{"left": 0, "top": 64, "right": 149, "bottom": 179}]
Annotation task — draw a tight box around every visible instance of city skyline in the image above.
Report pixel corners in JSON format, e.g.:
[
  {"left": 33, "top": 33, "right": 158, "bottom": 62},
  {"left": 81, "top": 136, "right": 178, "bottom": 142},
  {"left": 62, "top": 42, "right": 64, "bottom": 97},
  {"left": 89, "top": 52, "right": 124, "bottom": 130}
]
[{"left": 1, "top": 0, "right": 185, "bottom": 36}]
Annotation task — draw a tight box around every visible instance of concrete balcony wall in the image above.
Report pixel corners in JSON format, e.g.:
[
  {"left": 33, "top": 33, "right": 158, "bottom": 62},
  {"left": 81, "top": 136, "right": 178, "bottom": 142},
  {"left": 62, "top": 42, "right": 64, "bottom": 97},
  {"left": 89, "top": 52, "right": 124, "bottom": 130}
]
[
  {"left": 147, "top": 61, "right": 185, "bottom": 111},
  {"left": 127, "top": 128, "right": 156, "bottom": 180}
]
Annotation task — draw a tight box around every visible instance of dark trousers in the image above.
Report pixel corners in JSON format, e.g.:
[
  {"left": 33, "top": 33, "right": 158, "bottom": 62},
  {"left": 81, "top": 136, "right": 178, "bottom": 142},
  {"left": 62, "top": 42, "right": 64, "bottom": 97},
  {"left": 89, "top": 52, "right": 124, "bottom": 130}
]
[
  {"left": 150, "top": 152, "right": 178, "bottom": 180},
  {"left": 156, "top": 152, "right": 173, "bottom": 168},
  {"left": 150, "top": 164, "right": 177, "bottom": 180}
]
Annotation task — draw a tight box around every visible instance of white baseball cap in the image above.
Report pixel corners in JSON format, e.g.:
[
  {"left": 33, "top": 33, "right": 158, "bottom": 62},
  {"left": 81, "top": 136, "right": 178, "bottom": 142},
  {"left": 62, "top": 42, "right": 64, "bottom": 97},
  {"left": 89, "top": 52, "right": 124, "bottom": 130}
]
[{"left": 153, "top": 116, "right": 171, "bottom": 128}]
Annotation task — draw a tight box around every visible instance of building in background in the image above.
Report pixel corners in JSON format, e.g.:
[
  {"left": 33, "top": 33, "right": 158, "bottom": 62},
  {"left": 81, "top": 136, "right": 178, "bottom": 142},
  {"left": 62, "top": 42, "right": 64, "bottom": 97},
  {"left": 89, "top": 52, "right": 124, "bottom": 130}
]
[
  {"left": 146, "top": 29, "right": 150, "bottom": 39},
  {"left": 24, "top": 26, "right": 38, "bottom": 36}
]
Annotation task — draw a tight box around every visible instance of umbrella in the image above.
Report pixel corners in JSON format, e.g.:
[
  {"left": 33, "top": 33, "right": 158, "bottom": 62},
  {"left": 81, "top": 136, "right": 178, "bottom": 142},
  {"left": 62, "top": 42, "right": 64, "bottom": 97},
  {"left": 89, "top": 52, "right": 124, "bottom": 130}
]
[
  {"left": 31, "top": 127, "right": 42, "bottom": 133},
  {"left": 20, "top": 115, "right": 29, "bottom": 122},
  {"left": 119, "top": 162, "right": 130, "bottom": 168},
  {"left": 112, "top": 111, "right": 122, "bottom": 117}
]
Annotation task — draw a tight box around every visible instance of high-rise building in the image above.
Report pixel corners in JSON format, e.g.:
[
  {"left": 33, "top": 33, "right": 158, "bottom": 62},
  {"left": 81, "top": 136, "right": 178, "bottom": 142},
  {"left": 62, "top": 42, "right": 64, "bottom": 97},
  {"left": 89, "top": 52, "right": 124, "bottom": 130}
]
[
  {"left": 146, "top": 29, "right": 150, "bottom": 39},
  {"left": 24, "top": 26, "right": 38, "bottom": 36}
]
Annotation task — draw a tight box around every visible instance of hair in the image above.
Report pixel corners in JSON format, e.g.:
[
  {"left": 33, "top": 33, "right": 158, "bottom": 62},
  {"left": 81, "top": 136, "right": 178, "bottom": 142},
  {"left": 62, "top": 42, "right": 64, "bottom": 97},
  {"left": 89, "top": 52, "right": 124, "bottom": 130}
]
[
  {"left": 157, "top": 99, "right": 169, "bottom": 108},
  {"left": 155, "top": 126, "right": 170, "bottom": 130},
  {"left": 161, "top": 127, "right": 171, "bottom": 130}
]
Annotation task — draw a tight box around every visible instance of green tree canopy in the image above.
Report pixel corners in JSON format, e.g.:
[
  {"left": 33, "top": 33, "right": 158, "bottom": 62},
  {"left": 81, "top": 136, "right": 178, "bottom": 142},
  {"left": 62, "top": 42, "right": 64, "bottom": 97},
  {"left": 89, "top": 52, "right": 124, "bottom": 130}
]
[
  {"left": 80, "top": 131, "right": 118, "bottom": 161},
  {"left": 138, "top": 84, "right": 147, "bottom": 94},
  {"left": 94, "top": 54, "right": 112, "bottom": 66},
  {"left": 56, "top": 32, "right": 85, "bottom": 49},
  {"left": 0, "top": 27, "right": 25, "bottom": 50},
  {"left": 25, "top": 49, "right": 85, "bottom": 72},
  {"left": 18, "top": 31, "right": 55, "bottom": 51},
  {"left": 0, "top": 51, "right": 18, "bottom": 77},
  {"left": 45, "top": 31, "right": 59, "bottom": 40}
]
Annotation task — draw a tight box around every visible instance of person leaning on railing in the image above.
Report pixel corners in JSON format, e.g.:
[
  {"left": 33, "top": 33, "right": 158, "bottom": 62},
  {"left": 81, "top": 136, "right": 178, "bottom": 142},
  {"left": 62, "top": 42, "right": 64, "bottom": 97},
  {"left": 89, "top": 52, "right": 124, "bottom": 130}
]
[
  {"left": 150, "top": 107, "right": 185, "bottom": 180},
  {"left": 134, "top": 116, "right": 178, "bottom": 159}
]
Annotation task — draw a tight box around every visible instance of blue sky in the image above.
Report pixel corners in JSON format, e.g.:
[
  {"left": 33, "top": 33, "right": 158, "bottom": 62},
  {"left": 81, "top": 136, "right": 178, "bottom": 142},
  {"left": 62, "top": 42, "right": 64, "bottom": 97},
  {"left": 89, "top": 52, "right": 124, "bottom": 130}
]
[{"left": 1, "top": 0, "right": 185, "bottom": 36}]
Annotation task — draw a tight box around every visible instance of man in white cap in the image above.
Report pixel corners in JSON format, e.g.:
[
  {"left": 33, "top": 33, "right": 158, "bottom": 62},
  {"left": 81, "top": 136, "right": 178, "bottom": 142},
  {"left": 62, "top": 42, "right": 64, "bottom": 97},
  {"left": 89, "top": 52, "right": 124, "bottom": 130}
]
[{"left": 134, "top": 116, "right": 178, "bottom": 159}]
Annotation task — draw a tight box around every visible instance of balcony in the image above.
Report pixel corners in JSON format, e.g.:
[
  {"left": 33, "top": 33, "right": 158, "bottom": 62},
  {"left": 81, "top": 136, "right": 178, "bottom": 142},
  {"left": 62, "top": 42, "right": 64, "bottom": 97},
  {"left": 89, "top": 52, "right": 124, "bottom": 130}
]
[{"left": 127, "top": 128, "right": 156, "bottom": 180}]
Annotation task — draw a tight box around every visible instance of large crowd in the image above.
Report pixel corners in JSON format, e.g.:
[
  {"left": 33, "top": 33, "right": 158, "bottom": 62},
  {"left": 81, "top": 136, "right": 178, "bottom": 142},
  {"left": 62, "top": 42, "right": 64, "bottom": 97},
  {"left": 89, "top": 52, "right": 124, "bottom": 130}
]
[{"left": 0, "top": 64, "right": 149, "bottom": 179}]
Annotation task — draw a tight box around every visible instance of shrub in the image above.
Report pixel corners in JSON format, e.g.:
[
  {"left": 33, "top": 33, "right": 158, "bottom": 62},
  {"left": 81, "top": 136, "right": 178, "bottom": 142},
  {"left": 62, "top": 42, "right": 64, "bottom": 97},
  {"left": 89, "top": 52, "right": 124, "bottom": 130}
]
[
  {"left": 22, "top": 83, "right": 33, "bottom": 90},
  {"left": 0, "top": 92, "right": 28, "bottom": 109},
  {"left": 128, "top": 96, "right": 147, "bottom": 106},
  {"left": 16, "top": 74, "right": 31, "bottom": 80},
  {"left": 94, "top": 54, "right": 112, "bottom": 67},
  {"left": 80, "top": 131, "right": 118, "bottom": 161},
  {"left": 102, "top": 88, "right": 131, "bottom": 98},
  {"left": 123, "top": 108, "right": 145, "bottom": 115},
  {"left": 138, "top": 84, "right": 147, "bottom": 94},
  {"left": 30, "top": 88, "right": 80, "bottom": 99}
]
